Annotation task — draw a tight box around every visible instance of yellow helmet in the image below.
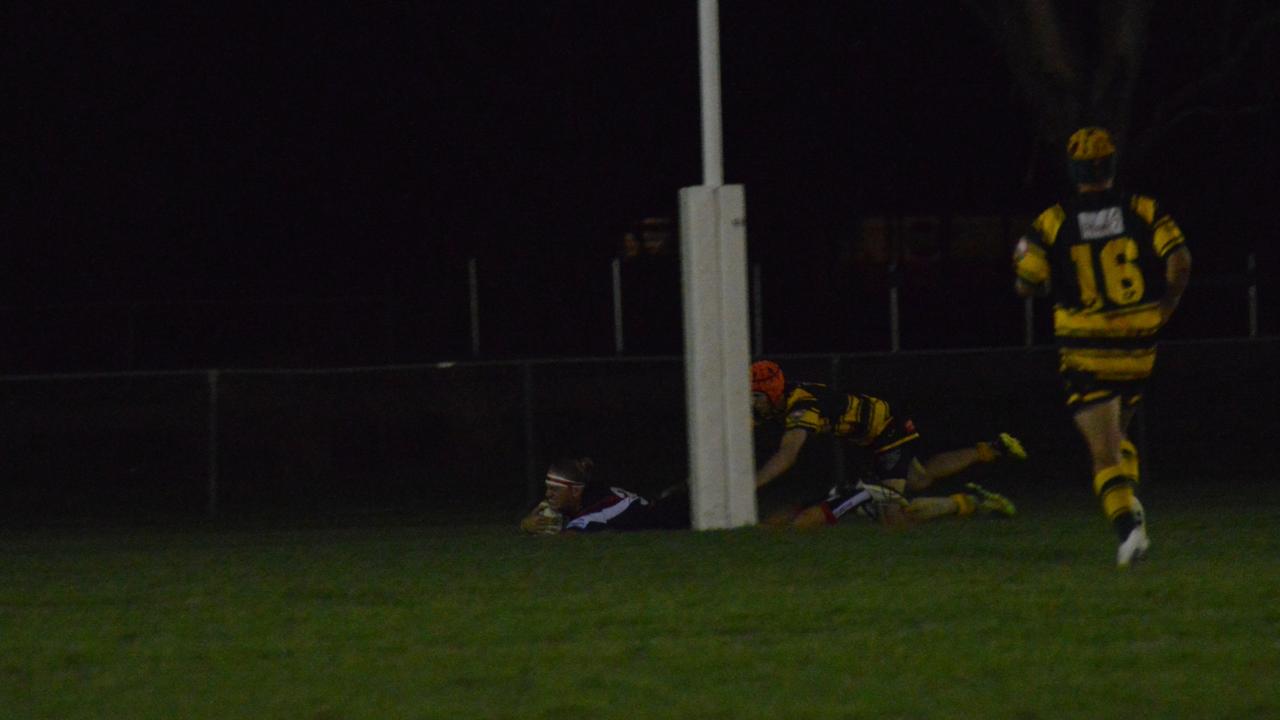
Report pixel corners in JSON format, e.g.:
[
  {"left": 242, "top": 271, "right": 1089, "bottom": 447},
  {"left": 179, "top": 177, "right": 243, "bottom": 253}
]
[
  {"left": 1067, "top": 127, "right": 1116, "bottom": 160},
  {"left": 1066, "top": 127, "right": 1117, "bottom": 184}
]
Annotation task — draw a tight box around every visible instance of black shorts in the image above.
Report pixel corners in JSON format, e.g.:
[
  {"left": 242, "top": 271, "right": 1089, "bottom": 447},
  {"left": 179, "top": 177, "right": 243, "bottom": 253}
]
[
  {"left": 814, "top": 418, "right": 923, "bottom": 522},
  {"left": 868, "top": 417, "right": 922, "bottom": 481}
]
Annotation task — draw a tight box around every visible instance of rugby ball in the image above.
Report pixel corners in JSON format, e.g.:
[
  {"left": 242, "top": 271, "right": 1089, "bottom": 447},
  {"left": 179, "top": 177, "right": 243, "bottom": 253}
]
[{"left": 535, "top": 502, "right": 564, "bottom": 535}]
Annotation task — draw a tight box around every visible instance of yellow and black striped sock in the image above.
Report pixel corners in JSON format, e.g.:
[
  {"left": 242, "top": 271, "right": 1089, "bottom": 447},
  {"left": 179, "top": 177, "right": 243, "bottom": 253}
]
[
  {"left": 951, "top": 493, "right": 977, "bottom": 517},
  {"left": 1095, "top": 464, "right": 1139, "bottom": 540},
  {"left": 1120, "top": 439, "right": 1140, "bottom": 482}
]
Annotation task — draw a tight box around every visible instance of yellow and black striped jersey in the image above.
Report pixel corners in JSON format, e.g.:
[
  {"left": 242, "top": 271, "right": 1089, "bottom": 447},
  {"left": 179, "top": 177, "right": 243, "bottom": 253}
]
[
  {"left": 763, "top": 382, "right": 895, "bottom": 448},
  {"left": 1015, "top": 188, "right": 1186, "bottom": 342}
]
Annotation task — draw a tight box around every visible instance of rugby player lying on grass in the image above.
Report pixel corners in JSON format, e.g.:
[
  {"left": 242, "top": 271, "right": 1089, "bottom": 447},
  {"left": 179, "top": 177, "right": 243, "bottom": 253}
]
[
  {"left": 519, "top": 457, "right": 690, "bottom": 535},
  {"left": 750, "top": 360, "right": 1023, "bottom": 529}
]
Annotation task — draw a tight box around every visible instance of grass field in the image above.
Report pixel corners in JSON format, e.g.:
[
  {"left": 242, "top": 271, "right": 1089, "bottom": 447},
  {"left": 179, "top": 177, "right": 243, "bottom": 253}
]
[{"left": 2, "top": 496, "right": 1278, "bottom": 720}]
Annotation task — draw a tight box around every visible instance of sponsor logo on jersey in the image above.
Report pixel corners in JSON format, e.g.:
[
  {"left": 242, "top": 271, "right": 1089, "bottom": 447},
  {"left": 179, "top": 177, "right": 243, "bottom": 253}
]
[{"left": 1077, "top": 207, "right": 1125, "bottom": 240}]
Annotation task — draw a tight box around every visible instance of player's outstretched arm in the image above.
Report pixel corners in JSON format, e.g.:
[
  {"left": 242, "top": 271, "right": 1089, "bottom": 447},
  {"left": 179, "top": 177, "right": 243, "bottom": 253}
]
[{"left": 755, "top": 428, "right": 808, "bottom": 489}]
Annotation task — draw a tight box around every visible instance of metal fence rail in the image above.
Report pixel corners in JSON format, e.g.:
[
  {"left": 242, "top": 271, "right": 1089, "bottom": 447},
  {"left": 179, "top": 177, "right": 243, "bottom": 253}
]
[{"left": 3, "top": 337, "right": 1277, "bottom": 523}]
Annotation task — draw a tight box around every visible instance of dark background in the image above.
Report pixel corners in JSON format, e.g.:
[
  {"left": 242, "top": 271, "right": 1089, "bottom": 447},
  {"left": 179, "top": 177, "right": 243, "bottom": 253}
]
[
  {"left": 2, "top": 3, "right": 1279, "bottom": 522},
  {"left": 6, "top": 3, "right": 1278, "bottom": 372}
]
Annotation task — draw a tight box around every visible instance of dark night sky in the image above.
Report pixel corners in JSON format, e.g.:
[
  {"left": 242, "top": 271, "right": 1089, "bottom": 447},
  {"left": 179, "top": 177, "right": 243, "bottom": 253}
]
[{"left": 7, "top": 2, "right": 1278, "bottom": 311}]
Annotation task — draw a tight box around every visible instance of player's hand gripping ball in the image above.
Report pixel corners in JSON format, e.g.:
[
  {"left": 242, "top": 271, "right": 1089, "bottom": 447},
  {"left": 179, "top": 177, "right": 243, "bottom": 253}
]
[{"left": 532, "top": 501, "right": 564, "bottom": 535}]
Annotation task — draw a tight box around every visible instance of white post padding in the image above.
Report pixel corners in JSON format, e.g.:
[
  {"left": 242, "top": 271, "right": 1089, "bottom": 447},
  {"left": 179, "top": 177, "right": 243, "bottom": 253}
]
[{"left": 680, "top": 184, "right": 756, "bottom": 530}]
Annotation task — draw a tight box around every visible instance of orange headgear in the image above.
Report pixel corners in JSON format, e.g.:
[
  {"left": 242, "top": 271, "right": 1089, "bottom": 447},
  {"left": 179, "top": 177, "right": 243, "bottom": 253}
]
[{"left": 750, "top": 360, "right": 785, "bottom": 406}]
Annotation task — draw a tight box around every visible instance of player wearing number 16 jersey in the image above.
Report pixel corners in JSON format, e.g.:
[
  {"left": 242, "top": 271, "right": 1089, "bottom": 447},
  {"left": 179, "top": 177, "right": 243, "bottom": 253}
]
[{"left": 1013, "top": 126, "right": 1192, "bottom": 567}]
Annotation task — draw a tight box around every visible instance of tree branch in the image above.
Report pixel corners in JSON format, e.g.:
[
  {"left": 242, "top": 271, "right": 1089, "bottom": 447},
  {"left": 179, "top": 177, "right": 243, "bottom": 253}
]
[
  {"left": 1153, "top": 8, "right": 1280, "bottom": 125},
  {"left": 999, "top": 0, "right": 1084, "bottom": 142},
  {"left": 1090, "top": 0, "right": 1153, "bottom": 148}
]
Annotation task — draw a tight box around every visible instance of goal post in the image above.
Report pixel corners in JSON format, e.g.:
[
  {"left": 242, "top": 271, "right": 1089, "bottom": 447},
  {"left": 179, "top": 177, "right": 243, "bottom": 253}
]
[
  {"left": 679, "top": 0, "right": 755, "bottom": 530},
  {"left": 680, "top": 184, "right": 756, "bottom": 530}
]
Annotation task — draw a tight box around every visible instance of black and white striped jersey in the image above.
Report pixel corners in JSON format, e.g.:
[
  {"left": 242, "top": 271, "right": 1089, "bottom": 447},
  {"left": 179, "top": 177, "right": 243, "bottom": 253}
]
[{"left": 562, "top": 486, "right": 656, "bottom": 532}]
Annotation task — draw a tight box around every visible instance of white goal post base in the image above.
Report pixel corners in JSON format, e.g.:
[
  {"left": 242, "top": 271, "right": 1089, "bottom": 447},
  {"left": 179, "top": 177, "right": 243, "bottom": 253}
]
[{"left": 679, "top": 184, "right": 757, "bottom": 530}]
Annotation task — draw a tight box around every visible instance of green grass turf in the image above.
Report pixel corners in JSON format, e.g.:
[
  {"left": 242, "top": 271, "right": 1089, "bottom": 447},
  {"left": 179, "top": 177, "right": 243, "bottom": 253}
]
[{"left": 2, "top": 500, "right": 1278, "bottom": 720}]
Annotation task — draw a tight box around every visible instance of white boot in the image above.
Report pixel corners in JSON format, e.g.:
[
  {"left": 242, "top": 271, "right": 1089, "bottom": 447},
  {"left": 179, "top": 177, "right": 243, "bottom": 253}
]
[{"left": 1116, "top": 502, "right": 1150, "bottom": 568}]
